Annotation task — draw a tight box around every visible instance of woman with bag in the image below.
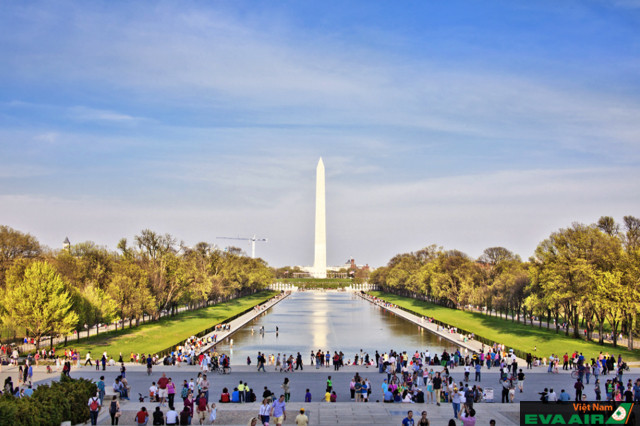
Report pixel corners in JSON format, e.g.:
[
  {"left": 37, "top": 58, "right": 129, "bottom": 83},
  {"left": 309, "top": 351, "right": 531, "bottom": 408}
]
[
  {"left": 259, "top": 397, "right": 271, "bottom": 425},
  {"left": 109, "top": 395, "right": 121, "bottom": 425}
]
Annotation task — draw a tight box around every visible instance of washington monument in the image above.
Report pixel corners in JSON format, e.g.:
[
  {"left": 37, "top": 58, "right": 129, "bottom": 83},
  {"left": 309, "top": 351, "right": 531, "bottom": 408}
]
[{"left": 313, "top": 158, "right": 327, "bottom": 278}]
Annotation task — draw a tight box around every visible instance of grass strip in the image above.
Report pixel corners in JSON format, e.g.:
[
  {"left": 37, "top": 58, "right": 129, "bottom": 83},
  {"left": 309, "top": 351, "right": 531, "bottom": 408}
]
[
  {"left": 57, "top": 291, "right": 277, "bottom": 357},
  {"left": 368, "top": 291, "right": 639, "bottom": 362}
]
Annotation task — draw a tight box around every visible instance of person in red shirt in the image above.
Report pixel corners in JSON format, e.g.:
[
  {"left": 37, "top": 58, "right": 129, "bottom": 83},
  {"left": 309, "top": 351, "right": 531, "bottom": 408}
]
[
  {"left": 135, "top": 407, "right": 149, "bottom": 426},
  {"left": 219, "top": 387, "right": 231, "bottom": 403},
  {"left": 563, "top": 353, "right": 569, "bottom": 371},
  {"left": 196, "top": 391, "right": 210, "bottom": 424},
  {"left": 158, "top": 373, "right": 169, "bottom": 406}
]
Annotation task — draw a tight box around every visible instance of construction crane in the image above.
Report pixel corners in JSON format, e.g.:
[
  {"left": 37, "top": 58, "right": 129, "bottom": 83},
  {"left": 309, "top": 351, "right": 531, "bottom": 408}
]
[{"left": 216, "top": 235, "right": 268, "bottom": 259}]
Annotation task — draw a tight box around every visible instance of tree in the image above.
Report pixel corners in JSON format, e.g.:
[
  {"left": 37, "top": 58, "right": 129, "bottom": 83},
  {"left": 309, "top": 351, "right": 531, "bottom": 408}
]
[
  {"left": 597, "top": 216, "right": 619, "bottom": 236},
  {"left": 623, "top": 216, "right": 640, "bottom": 251},
  {"left": 134, "top": 229, "right": 176, "bottom": 261},
  {"left": 532, "top": 223, "right": 622, "bottom": 338},
  {"left": 81, "top": 284, "right": 119, "bottom": 337},
  {"left": 107, "top": 261, "right": 155, "bottom": 328},
  {"left": 0, "top": 225, "right": 41, "bottom": 289},
  {"left": 431, "top": 250, "right": 479, "bottom": 308},
  {"left": 478, "top": 247, "right": 520, "bottom": 266},
  {"left": 0, "top": 261, "right": 78, "bottom": 350}
]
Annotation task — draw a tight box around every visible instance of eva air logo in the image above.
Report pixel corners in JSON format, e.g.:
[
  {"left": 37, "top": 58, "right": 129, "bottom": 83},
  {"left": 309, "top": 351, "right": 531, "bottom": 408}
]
[
  {"left": 606, "top": 403, "right": 633, "bottom": 424},
  {"left": 522, "top": 402, "right": 636, "bottom": 424}
]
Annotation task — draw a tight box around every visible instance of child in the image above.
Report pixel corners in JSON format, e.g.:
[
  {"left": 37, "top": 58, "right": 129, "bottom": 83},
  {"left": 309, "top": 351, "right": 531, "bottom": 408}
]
[
  {"left": 209, "top": 403, "right": 217, "bottom": 424},
  {"left": 149, "top": 382, "right": 158, "bottom": 402}
]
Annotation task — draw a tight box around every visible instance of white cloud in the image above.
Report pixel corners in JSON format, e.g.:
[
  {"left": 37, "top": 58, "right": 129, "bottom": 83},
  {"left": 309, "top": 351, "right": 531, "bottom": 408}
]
[
  {"left": 2, "top": 166, "right": 638, "bottom": 268},
  {"left": 69, "top": 106, "right": 142, "bottom": 123}
]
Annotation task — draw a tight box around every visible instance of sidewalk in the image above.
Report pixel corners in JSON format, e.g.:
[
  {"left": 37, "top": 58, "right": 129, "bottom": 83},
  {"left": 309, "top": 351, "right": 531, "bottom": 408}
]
[
  {"left": 356, "top": 292, "right": 527, "bottom": 364},
  {"left": 96, "top": 400, "right": 520, "bottom": 425},
  {"left": 196, "top": 292, "right": 291, "bottom": 355}
]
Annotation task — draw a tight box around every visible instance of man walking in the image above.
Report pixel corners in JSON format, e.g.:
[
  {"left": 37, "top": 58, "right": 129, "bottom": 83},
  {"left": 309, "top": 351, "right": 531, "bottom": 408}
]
[
  {"left": 296, "top": 352, "right": 303, "bottom": 371},
  {"left": 517, "top": 369, "right": 525, "bottom": 393},
  {"left": 574, "top": 379, "right": 584, "bottom": 401},
  {"left": 158, "top": 373, "right": 169, "bottom": 407},
  {"left": 88, "top": 393, "right": 101, "bottom": 425},
  {"left": 270, "top": 395, "right": 287, "bottom": 426},
  {"left": 433, "top": 372, "right": 442, "bottom": 406},
  {"left": 402, "top": 410, "right": 415, "bottom": 426}
]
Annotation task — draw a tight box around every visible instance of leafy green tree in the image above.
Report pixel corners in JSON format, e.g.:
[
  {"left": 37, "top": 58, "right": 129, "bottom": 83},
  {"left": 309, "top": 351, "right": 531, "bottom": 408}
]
[
  {"left": 107, "top": 261, "right": 155, "bottom": 328},
  {"left": 431, "top": 250, "right": 479, "bottom": 308},
  {"left": 532, "top": 223, "right": 622, "bottom": 338},
  {"left": 0, "top": 261, "right": 78, "bottom": 350},
  {"left": 81, "top": 284, "right": 119, "bottom": 336},
  {"left": 0, "top": 225, "right": 41, "bottom": 289}
]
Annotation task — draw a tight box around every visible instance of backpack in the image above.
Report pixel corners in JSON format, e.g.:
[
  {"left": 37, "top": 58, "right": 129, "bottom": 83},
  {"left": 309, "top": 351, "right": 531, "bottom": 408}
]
[
  {"left": 181, "top": 386, "right": 189, "bottom": 399},
  {"left": 90, "top": 397, "right": 99, "bottom": 411},
  {"left": 109, "top": 400, "right": 117, "bottom": 414}
]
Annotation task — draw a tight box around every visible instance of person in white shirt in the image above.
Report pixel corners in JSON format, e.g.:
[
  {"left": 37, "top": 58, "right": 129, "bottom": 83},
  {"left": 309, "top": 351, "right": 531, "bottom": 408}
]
[
  {"left": 259, "top": 398, "right": 272, "bottom": 425},
  {"left": 149, "top": 382, "right": 158, "bottom": 402},
  {"left": 166, "top": 407, "right": 179, "bottom": 425},
  {"left": 548, "top": 388, "right": 557, "bottom": 402}
]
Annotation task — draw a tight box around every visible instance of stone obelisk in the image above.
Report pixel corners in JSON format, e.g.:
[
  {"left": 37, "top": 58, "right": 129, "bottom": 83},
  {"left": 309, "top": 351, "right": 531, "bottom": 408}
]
[{"left": 313, "top": 158, "right": 327, "bottom": 278}]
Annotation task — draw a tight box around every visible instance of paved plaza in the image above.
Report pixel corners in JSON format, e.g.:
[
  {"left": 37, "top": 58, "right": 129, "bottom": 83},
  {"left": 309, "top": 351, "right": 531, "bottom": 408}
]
[{"left": 2, "top": 362, "right": 637, "bottom": 425}]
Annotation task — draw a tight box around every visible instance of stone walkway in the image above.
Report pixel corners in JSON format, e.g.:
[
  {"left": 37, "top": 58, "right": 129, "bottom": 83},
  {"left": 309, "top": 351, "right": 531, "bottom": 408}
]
[
  {"left": 4, "top": 363, "right": 639, "bottom": 425},
  {"left": 96, "top": 399, "right": 520, "bottom": 425},
  {"left": 196, "top": 292, "right": 290, "bottom": 355}
]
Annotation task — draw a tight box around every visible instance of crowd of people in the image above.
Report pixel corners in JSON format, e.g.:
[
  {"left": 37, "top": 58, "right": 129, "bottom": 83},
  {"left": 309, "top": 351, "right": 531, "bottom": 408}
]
[{"left": 536, "top": 350, "right": 638, "bottom": 404}]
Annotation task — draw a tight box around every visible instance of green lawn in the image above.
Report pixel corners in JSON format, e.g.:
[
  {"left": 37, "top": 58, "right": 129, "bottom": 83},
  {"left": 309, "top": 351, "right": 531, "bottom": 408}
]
[
  {"left": 56, "top": 291, "right": 277, "bottom": 357},
  {"left": 368, "top": 291, "right": 640, "bottom": 362}
]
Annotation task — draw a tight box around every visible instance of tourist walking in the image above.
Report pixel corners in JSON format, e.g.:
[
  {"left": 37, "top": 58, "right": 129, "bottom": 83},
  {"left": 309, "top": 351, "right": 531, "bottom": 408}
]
[
  {"left": 167, "top": 378, "right": 176, "bottom": 409},
  {"left": 296, "top": 352, "right": 303, "bottom": 370},
  {"left": 433, "top": 372, "right": 442, "bottom": 406},
  {"left": 451, "top": 386, "right": 462, "bottom": 420},
  {"left": 158, "top": 373, "right": 169, "bottom": 406},
  {"left": 209, "top": 403, "right": 217, "bottom": 424},
  {"left": 517, "top": 369, "right": 525, "bottom": 392},
  {"left": 88, "top": 393, "right": 101, "bottom": 425},
  {"left": 259, "top": 398, "right": 271, "bottom": 425},
  {"left": 426, "top": 376, "right": 434, "bottom": 403},
  {"left": 196, "top": 392, "right": 210, "bottom": 425},
  {"left": 402, "top": 410, "right": 415, "bottom": 426},
  {"left": 270, "top": 395, "right": 287, "bottom": 426},
  {"left": 281, "top": 378, "right": 291, "bottom": 402},
  {"left": 108, "top": 396, "right": 121, "bottom": 425},
  {"left": 574, "top": 379, "right": 584, "bottom": 401}
]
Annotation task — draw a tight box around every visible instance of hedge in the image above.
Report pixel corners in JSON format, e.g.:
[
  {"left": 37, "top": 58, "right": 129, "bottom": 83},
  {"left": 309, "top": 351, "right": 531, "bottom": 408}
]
[{"left": 0, "top": 376, "right": 96, "bottom": 426}]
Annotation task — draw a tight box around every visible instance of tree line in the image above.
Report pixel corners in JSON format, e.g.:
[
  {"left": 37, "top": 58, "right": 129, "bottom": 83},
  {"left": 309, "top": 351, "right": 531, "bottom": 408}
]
[
  {"left": 0, "top": 227, "right": 274, "bottom": 350},
  {"left": 369, "top": 216, "right": 640, "bottom": 349}
]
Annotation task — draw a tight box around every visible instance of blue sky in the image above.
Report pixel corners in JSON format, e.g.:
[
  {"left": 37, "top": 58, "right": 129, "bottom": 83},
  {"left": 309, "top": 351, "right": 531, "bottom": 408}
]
[{"left": 1, "top": 0, "right": 639, "bottom": 267}]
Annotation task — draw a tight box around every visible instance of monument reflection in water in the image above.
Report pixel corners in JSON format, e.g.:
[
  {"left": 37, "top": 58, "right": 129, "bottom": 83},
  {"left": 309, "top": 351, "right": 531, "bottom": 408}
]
[{"left": 215, "top": 291, "right": 453, "bottom": 365}]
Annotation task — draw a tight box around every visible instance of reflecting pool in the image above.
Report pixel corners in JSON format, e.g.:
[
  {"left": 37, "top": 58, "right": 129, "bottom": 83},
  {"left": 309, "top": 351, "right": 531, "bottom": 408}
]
[{"left": 215, "top": 291, "right": 456, "bottom": 364}]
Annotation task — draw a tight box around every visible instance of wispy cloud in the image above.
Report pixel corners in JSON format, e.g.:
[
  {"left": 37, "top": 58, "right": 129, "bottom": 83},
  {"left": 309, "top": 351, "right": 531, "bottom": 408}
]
[
  {"left": 69, "top": 106, "right": 142, "bottom": 123},
  {"left": 1, "top": 1, "right": 639, "bottom": 266}
]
